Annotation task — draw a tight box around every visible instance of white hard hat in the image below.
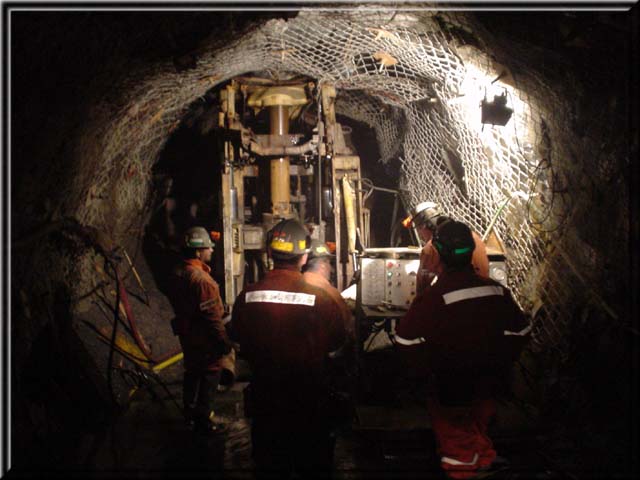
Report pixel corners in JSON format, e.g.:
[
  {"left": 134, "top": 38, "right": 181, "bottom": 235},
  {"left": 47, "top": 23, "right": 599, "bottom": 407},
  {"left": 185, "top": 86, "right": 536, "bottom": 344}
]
[{"left": 410, "top": 201, "right": 442, "bottom": 229}]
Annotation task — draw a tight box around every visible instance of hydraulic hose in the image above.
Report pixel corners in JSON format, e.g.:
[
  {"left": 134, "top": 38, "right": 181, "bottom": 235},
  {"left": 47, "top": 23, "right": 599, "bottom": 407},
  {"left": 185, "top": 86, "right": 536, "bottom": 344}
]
[
  {"left": 482, "top": 190, "right": 530, "bottom": 242},
  {"left": 115, "top": 268, "right": 182, "bottom": 365},
  {"left": 106, "top": 262, "right": 121, "bottom": 404}
]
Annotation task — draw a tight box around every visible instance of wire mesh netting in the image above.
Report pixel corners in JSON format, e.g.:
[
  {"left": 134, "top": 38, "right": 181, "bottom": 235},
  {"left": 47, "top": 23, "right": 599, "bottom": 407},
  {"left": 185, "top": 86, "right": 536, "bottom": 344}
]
[{"left": 61, "top": 9, "right": 629, "bottom": 356}]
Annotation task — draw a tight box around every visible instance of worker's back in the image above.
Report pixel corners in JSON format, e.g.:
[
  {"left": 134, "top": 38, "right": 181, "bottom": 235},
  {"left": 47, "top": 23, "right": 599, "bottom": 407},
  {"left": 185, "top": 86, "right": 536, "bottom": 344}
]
[{"left": 231, "top": 266, "right": 346, "bottom": 413}]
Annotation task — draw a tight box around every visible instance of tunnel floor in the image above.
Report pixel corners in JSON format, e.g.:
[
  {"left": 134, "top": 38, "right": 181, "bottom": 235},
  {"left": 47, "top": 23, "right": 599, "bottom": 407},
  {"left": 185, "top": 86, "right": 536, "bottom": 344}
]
[{"left": 26, "top": 359, "right": 580, "bottom": 480}]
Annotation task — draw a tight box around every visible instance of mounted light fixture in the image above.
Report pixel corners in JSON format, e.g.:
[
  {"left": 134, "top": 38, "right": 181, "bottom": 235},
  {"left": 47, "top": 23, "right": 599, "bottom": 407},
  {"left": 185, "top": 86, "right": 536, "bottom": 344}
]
[{"left": 480, "top": 89, "right": 513, "bottom": 126}]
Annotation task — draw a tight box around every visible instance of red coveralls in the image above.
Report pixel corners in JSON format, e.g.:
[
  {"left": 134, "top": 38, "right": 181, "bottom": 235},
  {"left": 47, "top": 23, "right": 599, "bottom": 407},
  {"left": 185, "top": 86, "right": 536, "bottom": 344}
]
[
  {"left": 170, "top": 259, "right": 232, "bottom": 424},
  {"left": 230, "top": 265, "right": 347, "bottom": 478},
  {"left": 416, "top": 231, "right": 490, "bottom": 294},
  {"left": 396, "top": 266, "right": 530, "bottom": 479}
]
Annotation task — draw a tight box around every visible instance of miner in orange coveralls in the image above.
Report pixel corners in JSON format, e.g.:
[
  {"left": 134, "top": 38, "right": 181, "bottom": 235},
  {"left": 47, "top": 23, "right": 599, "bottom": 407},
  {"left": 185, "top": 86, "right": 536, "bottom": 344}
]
[
  {"left": 302, "top": 240, "right": 354, "bottom": 344},
  {"left": 302, "top": 240, "right": 356, "bottom": 414},
  {"left": 406, "top": 201, "right": 489, "bottom": 294},
  {"left": 168, "top": 226, "right": 234, "bottom": 435},
  {"left": 230, "top": 220, "right": 347, "bottom": 479},
  {"left": 395, "top": 220, "right": 531, "bottom": 479}
]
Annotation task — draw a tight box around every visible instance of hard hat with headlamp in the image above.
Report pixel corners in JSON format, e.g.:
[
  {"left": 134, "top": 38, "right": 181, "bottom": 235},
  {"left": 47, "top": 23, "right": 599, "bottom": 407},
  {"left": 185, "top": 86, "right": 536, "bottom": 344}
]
[
  {"left": 307, "top": 239, "right": 334, "bottom": 261},
  {"left": 408, "top": 201, "right": 442, "bottom": 230},
  {"left": 184, "top": 226, "right": 215, "bottom": 249},
  {"left": 267, "top": 219, "right": 311, "bottom": 260}
]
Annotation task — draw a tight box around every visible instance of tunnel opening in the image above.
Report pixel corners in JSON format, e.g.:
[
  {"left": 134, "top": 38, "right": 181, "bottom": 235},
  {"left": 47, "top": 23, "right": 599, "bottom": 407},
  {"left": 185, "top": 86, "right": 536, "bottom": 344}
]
[{"left": 7, "top": 8, "right": 638, "bottom": 477}]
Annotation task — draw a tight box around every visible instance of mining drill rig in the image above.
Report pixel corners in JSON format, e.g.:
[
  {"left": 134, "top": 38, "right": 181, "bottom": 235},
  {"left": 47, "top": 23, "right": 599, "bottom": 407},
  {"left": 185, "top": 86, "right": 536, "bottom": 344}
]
[{"left": 215, "top": 74, "right": 367, "bottom": 304}]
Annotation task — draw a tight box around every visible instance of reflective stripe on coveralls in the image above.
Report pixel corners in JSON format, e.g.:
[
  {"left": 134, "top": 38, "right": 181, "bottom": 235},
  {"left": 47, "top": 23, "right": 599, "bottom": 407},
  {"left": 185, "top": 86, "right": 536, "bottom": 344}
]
[
  {"left": 441, "top": 453, "right": 479, "bottom": 466},
  {"left": 442, "top": 286, "right": 503, "bottom": 305},
  {"left": 246, "top": 290, "right": 316, "bottom": 306},
  {"left": 504, "top": 324, "right": 532, "bottom": 336},
  {"left": 394, "top": 335, "right": 426, "bottom": 346},
  {"left": 442, "top": 285, "right": 533, "bottom": 338}
]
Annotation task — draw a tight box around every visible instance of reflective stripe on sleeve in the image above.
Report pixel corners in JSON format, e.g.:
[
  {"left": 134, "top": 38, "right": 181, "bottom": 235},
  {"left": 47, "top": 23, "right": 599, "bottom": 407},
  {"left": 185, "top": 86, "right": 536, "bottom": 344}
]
[
  {"left": 394, "top": 335, "right": 426, "bottom": 346},
  {"left": 441, "top": 453, "right": 479, "bottom": 466},
  {"left": 442, "top": 286, "right": 503, "bottom": 305},
  {"left": 245, "top": 290, "right": 316, "bottom": 306},
  {"left": 504, "top": 324, "right": 532, "bottom": 336},
  {"left": 199, "top": 298, "right": 218, "bottom": 311}
]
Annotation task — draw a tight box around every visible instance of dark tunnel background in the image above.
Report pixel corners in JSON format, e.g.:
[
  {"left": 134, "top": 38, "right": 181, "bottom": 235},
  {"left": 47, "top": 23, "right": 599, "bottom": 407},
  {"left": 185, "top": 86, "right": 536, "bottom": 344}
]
[{"left": 4, "top": 7, "right": 639, "bottom": 478}]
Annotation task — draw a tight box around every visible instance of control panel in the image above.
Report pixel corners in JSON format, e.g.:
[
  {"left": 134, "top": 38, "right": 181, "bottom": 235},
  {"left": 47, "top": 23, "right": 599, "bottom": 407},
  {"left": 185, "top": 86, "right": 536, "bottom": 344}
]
[
  {"left": 360, "top": 249, "right": 508, "bottom": 307},
  {"left": 360, "top": 248, "right": 421, "bottom": 308}
]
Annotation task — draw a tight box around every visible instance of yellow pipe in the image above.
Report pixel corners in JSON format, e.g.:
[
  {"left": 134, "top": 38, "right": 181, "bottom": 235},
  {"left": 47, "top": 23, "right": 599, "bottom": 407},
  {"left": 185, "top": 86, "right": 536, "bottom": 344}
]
[
  {"left": 152, "top": 352, "right": 184, "bottom": 373},
  {"left": 127, "top": 352, "right": 184, "bottom": 400}
]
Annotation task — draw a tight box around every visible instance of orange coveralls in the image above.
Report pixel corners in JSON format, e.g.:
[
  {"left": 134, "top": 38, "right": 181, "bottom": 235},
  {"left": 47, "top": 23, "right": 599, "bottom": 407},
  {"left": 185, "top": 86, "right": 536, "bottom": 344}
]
[{"left": 170, "top": 258, "right": 232, "bottom": 426}]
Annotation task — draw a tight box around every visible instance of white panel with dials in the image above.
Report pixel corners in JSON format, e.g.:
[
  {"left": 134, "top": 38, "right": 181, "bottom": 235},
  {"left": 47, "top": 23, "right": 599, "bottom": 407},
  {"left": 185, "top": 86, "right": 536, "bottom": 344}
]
[
  {"left": 361, "top": 252, "right": 421, "bottom": 308},
  {"left": 384, "top": 259, "right": 420, "bottom": 307},
  {"left": 361, "top": 258, "right": 386, "bottom": 306}
]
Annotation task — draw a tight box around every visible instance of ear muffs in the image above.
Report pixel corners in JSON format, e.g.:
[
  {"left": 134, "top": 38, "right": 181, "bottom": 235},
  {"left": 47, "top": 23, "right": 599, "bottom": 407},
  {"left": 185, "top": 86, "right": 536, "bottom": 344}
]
[
  {"left": 432, "top": 219, "right": 452, "bottom": 257},
  {"left": 433, "top": 220, "right": 474, "bottom": 264},
  {"left": 433, "top": 237, "right": 452, "bottom": 259}
]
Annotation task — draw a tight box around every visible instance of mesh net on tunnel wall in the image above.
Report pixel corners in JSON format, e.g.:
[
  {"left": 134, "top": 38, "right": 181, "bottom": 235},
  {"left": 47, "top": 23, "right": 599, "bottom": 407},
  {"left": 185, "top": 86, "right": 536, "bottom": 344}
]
[{"left": 71, "top": 8, "right": 629, "bottom": 356}]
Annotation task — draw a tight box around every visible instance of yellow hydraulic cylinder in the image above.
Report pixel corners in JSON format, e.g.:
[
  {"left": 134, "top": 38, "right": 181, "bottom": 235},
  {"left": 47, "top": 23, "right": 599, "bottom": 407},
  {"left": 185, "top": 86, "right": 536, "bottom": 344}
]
[
  {"left": 270, "top": 104, "right": 291, "bottom": 217},
  {"left": 342, "top": 177, "right": 357, "bottom": 253},
  {"left": 271, "top": 158, "right": 290, "bottom": 217}
]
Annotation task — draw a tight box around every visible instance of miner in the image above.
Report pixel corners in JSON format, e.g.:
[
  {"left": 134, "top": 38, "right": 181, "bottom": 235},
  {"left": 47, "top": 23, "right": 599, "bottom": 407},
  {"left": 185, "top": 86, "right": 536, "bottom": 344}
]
[
  {"left": 395, "top": 220, "right": 530, "bottom": 478},
  {"left": 406, "top": 201, "right": 489, "bottom": 293},
  {"left": 230, "top": 219, "right": 347, "bottom": 478},
  {"left": 168, "top": 226, "right": 233, "bottom": 435}
]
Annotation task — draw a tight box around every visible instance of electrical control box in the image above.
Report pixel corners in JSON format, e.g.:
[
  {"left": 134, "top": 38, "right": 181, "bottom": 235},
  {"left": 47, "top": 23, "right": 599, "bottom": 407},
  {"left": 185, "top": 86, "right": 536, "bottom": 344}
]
[{"left": 360, "top": 248, "right": 421, "bottom": 308}]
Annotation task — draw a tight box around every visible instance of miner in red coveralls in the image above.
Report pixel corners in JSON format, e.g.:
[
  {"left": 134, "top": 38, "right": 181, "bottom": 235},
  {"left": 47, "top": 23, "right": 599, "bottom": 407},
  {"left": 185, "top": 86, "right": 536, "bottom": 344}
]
[
  {"left": 168, "top": 226, "right": 234, "bottom": 435},
  {"left": 230, "top": 219, "right": 347, "bottom": 479},
  {"left": 405, "top": 201, "right": 489, "bottom": 294},
  {"left": 395, "top": 220, "right": 531, "bottom": 479}
]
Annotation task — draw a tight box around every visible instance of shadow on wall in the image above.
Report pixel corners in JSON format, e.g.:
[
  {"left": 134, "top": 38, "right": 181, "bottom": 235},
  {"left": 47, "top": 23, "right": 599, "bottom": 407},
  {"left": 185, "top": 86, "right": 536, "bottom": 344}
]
[
  {"left": 143, "top": 121, "right": 225, "bottom": 299},
  {"left": 13, "top": 285, "right": 116, "bottom": 471}
]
